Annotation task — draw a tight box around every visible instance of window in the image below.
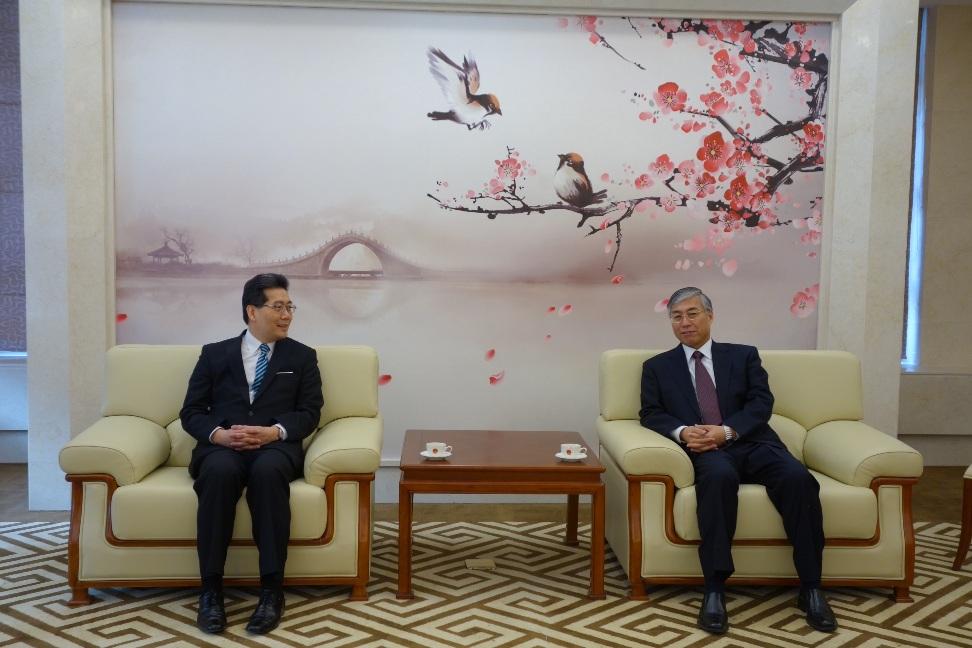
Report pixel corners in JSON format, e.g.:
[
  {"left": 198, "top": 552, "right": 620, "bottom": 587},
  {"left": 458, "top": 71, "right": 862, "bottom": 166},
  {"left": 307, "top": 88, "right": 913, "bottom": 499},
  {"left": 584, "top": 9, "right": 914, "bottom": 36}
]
[
  {"left": 901, "top": 8, "right": 928, "bottom": 372},
  {"left": 0, "top": 0, "right": 25, "bottom": 353}
]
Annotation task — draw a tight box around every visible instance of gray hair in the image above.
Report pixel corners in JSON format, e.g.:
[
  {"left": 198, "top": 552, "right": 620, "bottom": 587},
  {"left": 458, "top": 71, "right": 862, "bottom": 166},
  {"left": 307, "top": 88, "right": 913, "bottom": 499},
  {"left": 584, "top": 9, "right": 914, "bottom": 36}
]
[{"left": 667, "top": 287, "right": 713, "bottom": 316}]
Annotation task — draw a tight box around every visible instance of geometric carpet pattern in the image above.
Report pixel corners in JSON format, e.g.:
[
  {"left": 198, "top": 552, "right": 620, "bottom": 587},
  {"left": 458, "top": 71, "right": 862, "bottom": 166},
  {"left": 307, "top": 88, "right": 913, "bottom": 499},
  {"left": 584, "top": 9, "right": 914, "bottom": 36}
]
[{"left": 1, "top": 521, "right": 971, "bottom": 647}]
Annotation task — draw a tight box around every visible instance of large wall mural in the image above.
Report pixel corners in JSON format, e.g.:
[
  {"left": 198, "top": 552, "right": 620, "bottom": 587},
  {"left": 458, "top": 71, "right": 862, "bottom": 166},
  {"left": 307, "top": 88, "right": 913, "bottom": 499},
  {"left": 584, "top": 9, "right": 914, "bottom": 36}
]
[{"left": 113, "top": 4, "right": 829, "bottom": 452}]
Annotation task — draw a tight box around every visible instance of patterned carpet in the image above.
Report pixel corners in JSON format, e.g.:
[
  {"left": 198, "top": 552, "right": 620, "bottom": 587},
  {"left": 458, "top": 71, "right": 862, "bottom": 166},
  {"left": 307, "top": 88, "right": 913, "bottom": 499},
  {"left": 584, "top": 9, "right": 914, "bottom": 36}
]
[{"left": 1, "top": 521, "right": 971, "bottom": 647}]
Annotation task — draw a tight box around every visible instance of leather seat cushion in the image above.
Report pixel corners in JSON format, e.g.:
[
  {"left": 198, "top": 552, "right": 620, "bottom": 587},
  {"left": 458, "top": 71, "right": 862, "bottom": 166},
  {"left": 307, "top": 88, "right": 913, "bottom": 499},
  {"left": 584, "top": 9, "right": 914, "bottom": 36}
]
[
  {"left": 110, "top": 467, "right": 327, "bottom": 540},
  {"left": 672, "top": 470, "right": 877, "bottom": 540}
]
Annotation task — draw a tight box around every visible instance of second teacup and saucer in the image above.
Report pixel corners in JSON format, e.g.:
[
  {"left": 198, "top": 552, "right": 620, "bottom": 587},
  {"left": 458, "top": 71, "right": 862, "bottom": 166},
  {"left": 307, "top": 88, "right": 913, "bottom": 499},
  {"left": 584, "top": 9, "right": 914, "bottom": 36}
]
[
  {"left": 420, "top": 441, "right": 453, "bottom": 460},
  {"left": 555, "top": 443, "right": 588, "bottom": 462}
]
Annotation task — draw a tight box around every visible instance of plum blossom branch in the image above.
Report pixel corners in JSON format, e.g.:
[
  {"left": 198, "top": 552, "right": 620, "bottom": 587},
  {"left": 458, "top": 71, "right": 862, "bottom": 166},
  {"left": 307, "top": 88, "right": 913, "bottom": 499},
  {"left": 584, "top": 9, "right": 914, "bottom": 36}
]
[
  {"left": 434, "top": 18, "right": 830, "bottom": 276},
  {"left": 642, "top": 18, "right": 829, "bottom": 233},
  {"left": 593, "top": 32, "right": 646, "bottom": 70},
  {"left": 428, "top": 148, "right": 691, "bottom": 272},
  {"left": 751, "top": 77, "right": 827, "bottom": 144}
]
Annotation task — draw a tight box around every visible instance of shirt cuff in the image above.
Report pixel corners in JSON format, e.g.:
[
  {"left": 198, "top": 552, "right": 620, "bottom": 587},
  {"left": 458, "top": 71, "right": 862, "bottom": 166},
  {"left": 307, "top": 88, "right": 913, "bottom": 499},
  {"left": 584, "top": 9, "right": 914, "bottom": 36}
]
[
  {"left": 274, "top": 423, "right": 287, "bottom": 441},
  {"left": 672, "top": 425, "right": 685, "bottom": 442},
  {"left": 208, "top": 427, "right": 221, "bottom": 443}
]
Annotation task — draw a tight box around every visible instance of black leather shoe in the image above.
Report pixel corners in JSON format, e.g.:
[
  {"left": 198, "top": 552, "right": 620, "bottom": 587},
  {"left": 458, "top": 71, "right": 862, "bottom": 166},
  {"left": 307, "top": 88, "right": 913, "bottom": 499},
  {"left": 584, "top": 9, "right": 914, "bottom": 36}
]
[
  {"left": 196, "top": 589, "right": 226, "bottom": 634},
  {"left": 798, "top": 587, "right": 838, "bottom": 633},
  {"left": 246, "top": 588, "right": 284, "bottom": 635},
  {"left": 697, "top": 591, "right": 728, "bottom": 634}
]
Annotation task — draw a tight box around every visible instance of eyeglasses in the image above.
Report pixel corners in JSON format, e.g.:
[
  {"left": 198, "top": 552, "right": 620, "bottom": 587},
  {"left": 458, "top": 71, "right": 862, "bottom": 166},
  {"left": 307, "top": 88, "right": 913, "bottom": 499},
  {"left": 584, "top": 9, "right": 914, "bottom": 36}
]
[
  {"left": 670, "top": 309, "right": 705, "bottom": 324},
  {"left": 260, "top": 303, "right": 297, "bottom": 314}
]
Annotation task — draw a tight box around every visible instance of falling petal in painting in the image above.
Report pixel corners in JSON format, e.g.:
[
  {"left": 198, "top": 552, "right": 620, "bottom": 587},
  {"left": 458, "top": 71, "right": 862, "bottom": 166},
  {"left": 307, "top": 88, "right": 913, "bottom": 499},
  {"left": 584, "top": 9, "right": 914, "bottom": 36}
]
[
  {"left": 559, "top": 304, "right": 573, "bottom": 316},
  {"left": 790, "top": 290, "right": 816, "bottom": 318},
  {"left": 545, "top": 334, "right": 552, "bottom": 341},
  {"left": 485, "top": 348, "right": 496, "bottom": 361},
  {"left": 489, "top": 370, "right": 505, "bottom": 385},
  {"left": 547, "top": 306, "right": 556, "bottom": 314},
  {"left": 611, "top": 275, "right": 624, "bottom": 285},
  {"left": 654, "top": 298, "right": 670, "bottom": 313},
  {"left": 378, "top": 374, "right": 393, "bottom": 386},
  {"left": 116, "top": 313, "right": 128, "bottom": 323},
  {"left": 722, "top": 259, "right": 738, "bottom": 277},
  {"left": 682, "top": 234, "right": 706, "bottom": 252}
]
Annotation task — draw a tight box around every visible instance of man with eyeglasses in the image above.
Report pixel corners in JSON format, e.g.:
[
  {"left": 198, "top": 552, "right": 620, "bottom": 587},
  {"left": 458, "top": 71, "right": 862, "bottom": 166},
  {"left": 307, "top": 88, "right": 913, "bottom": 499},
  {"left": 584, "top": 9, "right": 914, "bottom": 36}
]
[
  {"left": 640, "top": 286, "right": 836, "bottom": 635},
  {"left": 180, "top": 273, "right": 322, "bottom": 635}
]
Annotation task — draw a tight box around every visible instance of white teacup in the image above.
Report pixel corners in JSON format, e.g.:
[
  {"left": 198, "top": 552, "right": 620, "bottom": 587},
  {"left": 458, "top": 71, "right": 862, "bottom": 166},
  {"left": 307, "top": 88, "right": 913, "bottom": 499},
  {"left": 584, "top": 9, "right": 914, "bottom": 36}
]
[
  {"left": 560, "top": 443, "right": 587, "bottom": 458},
  {"left": 425, "top": 442, "right": 453, "bottom": 456}
]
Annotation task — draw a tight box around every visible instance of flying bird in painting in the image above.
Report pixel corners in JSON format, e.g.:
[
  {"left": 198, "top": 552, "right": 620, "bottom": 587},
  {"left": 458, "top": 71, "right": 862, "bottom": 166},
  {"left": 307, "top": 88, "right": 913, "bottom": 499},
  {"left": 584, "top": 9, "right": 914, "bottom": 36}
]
[
  {"left": 554, "top": 153, "right": 608, "bottom": 208},
  {"left": 427, "top": 48, "right": 502, "bottom": 131}
]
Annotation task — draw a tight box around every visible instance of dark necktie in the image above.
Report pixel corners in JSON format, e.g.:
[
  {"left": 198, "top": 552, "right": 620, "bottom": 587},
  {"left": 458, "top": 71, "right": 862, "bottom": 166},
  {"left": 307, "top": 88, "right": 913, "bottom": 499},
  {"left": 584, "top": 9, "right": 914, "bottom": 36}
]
[
  {"left": 692, "top": 350, "right": 722, "bottom": 425},
  {"left": 251, "top": 343, "right": 270, "bottom": 397}
]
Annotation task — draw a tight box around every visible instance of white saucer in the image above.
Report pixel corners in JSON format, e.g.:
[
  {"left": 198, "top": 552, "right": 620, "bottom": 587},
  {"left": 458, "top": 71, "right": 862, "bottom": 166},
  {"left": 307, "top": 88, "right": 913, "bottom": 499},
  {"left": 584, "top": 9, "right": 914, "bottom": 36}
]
[
  {"left": 420, "top": 450, "right": 452, "bottom": 460},
  {"left": 555, "top": 452, "right": 587, "bottom": 461}
]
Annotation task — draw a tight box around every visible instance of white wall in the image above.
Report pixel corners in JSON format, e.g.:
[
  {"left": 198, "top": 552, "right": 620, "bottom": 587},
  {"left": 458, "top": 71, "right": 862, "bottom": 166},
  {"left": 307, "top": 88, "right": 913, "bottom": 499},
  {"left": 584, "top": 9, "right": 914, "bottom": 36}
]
[{"left": 21, "top": 0, "right": 918, "bottom": 509}]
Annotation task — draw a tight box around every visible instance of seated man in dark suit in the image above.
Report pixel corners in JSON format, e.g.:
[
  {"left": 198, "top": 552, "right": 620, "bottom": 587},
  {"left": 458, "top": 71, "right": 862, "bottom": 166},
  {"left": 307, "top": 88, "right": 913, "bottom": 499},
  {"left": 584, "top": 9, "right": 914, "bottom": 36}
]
[
  {"left": 640, "top": 286, "right": 837, "bottom": 634},
  {"left": 180, "top": 273, "right": 323, "bottom": 635}
]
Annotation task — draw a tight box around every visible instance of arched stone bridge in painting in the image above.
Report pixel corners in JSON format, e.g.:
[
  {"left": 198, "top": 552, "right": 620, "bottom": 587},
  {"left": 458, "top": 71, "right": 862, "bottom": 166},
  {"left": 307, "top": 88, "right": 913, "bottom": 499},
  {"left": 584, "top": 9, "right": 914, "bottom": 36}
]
[{"left": 250, "top": 233, "right": 425, "bottom": 279}]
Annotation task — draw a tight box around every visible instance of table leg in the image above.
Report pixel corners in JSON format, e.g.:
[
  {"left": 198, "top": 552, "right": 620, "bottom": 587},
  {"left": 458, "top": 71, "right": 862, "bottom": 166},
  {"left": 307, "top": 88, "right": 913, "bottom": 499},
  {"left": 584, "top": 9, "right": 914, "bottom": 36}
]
[
  {"left": 397, "top": 483, "right": 414, "bottom": 599},
  {"left": 588, "top": 484, "right": 606, "bottom": 599},
  {"left": 565, "top": 494, "right": 579, "bottom": 546}
]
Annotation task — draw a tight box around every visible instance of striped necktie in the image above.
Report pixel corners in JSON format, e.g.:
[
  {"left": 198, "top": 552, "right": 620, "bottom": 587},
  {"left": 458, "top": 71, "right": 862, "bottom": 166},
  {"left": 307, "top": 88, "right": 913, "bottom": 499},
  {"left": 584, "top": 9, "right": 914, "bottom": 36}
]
[
  {"left": 251, "top": 343, "right": 270, "bottom": 398},
  {"left": 692, "top": 350, "right": 723, "bottom": 425}
]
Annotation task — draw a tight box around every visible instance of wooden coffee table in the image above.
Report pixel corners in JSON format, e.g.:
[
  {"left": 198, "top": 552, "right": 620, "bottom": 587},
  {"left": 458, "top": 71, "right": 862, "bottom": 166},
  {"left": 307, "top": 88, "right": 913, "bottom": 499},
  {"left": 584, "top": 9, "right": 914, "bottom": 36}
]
[{"left": 397, "top": 429, "right": 605, "bottom": 599}]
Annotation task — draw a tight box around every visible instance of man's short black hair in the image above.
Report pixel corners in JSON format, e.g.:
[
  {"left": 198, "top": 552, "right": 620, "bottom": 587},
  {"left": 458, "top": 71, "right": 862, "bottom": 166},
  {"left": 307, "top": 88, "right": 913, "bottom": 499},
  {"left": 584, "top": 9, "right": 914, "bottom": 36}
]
[{"left": 242, "top": 273, "right": 289, "bottom": 324}]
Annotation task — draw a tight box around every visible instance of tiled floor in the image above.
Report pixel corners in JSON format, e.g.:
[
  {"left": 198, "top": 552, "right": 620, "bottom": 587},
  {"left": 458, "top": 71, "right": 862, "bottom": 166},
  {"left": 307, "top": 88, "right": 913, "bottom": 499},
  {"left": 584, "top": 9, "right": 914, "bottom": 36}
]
[{"left": 2, "top": 463, "right": 966, "bottom": 524}]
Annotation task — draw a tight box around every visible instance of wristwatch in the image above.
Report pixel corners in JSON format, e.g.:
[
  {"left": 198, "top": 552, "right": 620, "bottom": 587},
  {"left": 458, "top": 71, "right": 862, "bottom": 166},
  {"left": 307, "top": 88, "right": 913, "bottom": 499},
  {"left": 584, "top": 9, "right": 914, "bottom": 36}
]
[{"left": 723, "top": 425, "right": 735, "bottom": 444}]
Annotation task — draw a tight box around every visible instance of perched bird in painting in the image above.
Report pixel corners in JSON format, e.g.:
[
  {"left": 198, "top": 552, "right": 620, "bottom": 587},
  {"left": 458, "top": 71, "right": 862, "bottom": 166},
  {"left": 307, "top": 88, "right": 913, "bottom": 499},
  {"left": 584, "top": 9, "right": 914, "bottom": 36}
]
[
  {"left": 554, "top": 153, "right": 608, "bottom": 208},
  {"left": 427, "top": 48, "right": 502, "bottom": 131}
]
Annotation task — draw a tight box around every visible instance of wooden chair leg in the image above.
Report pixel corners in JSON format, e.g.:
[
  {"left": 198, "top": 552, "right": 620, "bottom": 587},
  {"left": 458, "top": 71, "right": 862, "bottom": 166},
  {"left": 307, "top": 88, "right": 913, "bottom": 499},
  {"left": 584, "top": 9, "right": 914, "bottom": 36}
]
[
  {"left": 629, "top": 576, "right": 649, "bottom": 601},
  {"left": 952, "top": 478, "right": 972, "bottom": 570},
  {"left": 68, "top": 587, "right": 93, "bottom": 606},
  {"left": 627, "top": 480, "right": 649, "bottom": 601},
  {"left": 892, "top": 586, "right": 912, "bottom": 603}
]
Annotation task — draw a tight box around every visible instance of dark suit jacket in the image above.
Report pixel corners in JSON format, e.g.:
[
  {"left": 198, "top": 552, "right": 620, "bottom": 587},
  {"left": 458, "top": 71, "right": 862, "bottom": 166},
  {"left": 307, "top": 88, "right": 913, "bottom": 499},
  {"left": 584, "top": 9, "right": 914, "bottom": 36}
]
[
  {"left": 639, "top": 341, "right": 783, "bottom": 448},
  {"left": 180, "top": 332, "right": 323, "bottom": 479}
]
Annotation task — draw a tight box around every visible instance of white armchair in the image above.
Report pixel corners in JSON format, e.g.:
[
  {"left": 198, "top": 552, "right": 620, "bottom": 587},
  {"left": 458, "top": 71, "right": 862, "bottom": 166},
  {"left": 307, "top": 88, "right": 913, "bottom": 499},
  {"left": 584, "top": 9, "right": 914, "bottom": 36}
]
[
  {"left": 597, "top": 349, "right": 924, "bottom": 601},
  {"left": 59, "top": 345, "right": 382, "bottom": 605}
]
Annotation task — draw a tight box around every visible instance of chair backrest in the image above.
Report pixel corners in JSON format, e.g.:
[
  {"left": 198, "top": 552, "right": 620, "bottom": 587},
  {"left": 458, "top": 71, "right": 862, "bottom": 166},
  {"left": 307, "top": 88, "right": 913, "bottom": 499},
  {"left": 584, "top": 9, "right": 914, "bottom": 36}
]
[
  {"left": 599, "top": 348, "right": 863, "bottom": 431},
  {"left": 102, "top": 344, "right": 379, "bottom": 466}
]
